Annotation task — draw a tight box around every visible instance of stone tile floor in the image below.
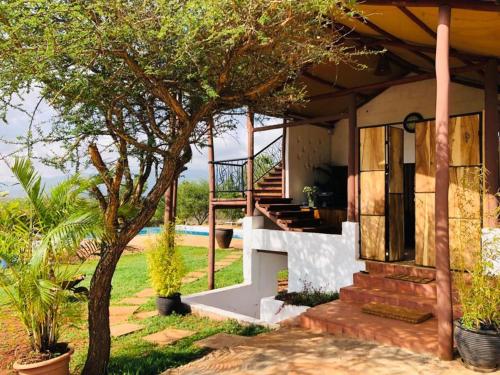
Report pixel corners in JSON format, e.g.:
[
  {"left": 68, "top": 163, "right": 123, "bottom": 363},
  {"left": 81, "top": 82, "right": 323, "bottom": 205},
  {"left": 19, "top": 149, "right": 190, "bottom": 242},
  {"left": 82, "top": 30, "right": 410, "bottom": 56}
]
[{"left": 164, "top": 328, "right": 480, "bottom": 375}]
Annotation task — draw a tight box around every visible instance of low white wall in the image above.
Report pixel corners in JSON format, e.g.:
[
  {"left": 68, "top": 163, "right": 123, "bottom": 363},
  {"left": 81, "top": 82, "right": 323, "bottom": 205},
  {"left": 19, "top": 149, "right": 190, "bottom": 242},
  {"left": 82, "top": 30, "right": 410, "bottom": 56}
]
[
  {"left": 260, "top": 296, "right": 310, "bottom": 324},
  {"left": 182, "top": 217, "right": 362, "bottom": 322},
  {"left": 252, "top": 220, "right": 364, "bottom": 292}
]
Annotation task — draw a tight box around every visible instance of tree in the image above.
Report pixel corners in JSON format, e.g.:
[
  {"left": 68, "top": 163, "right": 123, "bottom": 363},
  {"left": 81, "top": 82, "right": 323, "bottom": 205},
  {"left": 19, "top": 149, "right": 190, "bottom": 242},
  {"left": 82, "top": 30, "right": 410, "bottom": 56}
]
[
  {"left": 177, "top": 180, "right": 210, "bottom": 225},
  {"left": 0, "top": 1, "right": 367, "bottom": 372}
]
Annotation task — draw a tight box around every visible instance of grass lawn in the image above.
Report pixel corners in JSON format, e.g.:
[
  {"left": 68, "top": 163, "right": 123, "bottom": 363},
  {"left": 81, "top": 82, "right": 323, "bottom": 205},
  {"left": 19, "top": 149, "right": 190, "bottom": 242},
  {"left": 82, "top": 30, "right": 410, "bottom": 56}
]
[{"left": 1, "top": 245, "right": 267, "bottom": 375}]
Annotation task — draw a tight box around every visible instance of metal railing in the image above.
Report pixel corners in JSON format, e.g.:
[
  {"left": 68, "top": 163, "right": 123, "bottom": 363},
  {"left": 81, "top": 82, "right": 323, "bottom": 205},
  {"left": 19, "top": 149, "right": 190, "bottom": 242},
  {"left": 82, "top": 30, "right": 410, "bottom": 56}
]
[{"left": 212, "top": 135, "right": 283, "bottom": 198}]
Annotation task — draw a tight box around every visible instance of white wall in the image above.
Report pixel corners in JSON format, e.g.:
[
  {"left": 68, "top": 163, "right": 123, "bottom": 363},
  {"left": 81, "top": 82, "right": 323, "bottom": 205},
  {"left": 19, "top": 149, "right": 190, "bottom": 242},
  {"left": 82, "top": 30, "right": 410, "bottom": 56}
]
[
  {"left": 252, "top": 221, "right": 364, "bottom": 292},
  {"left": 330, "top": 79, "right": 485, "bottom": 165},
  {"left": 286, "top": 125, "right": 331, "bottom": 203}
]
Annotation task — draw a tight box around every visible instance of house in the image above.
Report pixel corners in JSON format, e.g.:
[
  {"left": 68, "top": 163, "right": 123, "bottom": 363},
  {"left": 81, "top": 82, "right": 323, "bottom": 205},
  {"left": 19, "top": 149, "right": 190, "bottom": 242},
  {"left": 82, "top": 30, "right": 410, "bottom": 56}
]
[{"left": 181, "top": 1, "right": 499, "bottom": 360}]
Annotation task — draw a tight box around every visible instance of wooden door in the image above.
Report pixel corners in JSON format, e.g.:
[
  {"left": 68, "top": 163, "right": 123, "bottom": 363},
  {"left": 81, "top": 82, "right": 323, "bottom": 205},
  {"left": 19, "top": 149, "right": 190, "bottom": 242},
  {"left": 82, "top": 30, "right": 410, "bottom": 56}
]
[
  {"left": 415, "top": 120, "right": 436, "bottom": 266},
  {"left": 359, "top": 126, "right": 405, "bottom": 262},
  {"left": 388, "top": 127, "right": 405, "bottom": 261},
  {"left": 414, "top": 114, "right": 482, "bottom": 268},
  {"left": 360, "top": 126, "right": 386, "bottom": 261}
]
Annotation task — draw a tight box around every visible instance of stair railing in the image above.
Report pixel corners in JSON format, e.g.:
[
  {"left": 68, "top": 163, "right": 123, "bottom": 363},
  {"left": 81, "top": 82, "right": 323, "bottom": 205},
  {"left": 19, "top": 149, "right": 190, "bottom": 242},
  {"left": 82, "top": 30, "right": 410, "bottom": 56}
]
[{"left": 212, "top": 135, "right": 283, "bottom": 199}]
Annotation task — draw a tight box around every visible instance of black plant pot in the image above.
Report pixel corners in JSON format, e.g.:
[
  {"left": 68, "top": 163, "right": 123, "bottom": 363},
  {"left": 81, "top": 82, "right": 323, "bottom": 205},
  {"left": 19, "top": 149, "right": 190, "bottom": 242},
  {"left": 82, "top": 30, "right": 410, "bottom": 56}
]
[
  {"left": 454, "top": 320, "right": 500, "bottom": 371},
  {"left": 215, "top": 228, "right": 233, "bottom": 249},
  {"left": 156, "top": 293, "right": 181, "bottom": 316}
]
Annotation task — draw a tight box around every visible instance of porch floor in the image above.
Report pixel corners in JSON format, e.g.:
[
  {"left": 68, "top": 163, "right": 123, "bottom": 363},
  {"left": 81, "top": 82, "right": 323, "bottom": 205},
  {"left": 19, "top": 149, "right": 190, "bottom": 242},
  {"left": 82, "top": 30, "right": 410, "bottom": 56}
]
[{"left": 300, "top": 300, "right": 439, "bottom": 356}]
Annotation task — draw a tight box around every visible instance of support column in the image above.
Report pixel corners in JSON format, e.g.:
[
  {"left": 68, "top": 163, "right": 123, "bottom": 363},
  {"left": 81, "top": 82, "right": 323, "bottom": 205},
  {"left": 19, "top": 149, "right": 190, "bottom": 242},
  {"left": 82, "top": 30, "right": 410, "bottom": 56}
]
[
  {"left": 246, "top": 110, "right": 255, "bottom": 216},
  {"left": 172, "top": 177, "right": 178, "bottom": 219},
  {"left": 207, "top": 118, "right": 216, "bottom": 290},
  {"left": 282, "top": 125, "right": 287, "bottom": 198},
  {"left": 484, "top": 59, "right": 499, "bottom": 226},
  {"left": 347, "top": 94, "right": 357, "bottom": 222},
  {"left": 435, "top": 4, "right": 453, "bottom": 361}
]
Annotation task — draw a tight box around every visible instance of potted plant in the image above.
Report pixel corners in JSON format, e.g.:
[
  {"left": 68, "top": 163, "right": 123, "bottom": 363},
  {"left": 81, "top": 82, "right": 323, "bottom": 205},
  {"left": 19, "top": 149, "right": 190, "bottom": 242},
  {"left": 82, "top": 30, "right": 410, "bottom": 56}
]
[
  {"left": 147, "top": 226, "right": 185, "bottom": 315},
  {"left": 0, "top": 159, "right": 98, "bottom": 374},
  {"left": 453, "top": 182, "right": 499, "bottom": 371},
  {"left": 303, "top": 186, "right": 318, "bottom": 207},
  {"left": 215, "top": 227, "right": 233, "bottom": 249}
]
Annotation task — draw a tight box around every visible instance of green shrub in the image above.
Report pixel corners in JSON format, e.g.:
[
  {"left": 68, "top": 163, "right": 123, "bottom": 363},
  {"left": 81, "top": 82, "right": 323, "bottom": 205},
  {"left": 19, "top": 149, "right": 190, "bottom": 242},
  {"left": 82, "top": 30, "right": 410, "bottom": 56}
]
[
  {"left": 276, "top": 282, "right": 338, "bottom": 307},
  {"left": 147, "top": 226, "right": 185, "bottom": 297}
]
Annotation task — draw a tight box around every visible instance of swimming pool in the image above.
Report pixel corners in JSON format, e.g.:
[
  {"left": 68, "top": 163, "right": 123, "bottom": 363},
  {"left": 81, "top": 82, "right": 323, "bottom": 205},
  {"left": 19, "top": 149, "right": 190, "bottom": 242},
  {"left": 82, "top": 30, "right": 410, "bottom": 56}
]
[{"left": 139, "top": 225, "right": 243, "bottom": 239}]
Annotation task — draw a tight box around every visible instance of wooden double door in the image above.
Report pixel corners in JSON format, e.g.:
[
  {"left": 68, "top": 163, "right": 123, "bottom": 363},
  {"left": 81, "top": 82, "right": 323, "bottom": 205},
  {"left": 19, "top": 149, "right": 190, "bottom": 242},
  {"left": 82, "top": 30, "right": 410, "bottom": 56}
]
[{"left": 359, "top": 113, "right": 482, "bottom": 267}]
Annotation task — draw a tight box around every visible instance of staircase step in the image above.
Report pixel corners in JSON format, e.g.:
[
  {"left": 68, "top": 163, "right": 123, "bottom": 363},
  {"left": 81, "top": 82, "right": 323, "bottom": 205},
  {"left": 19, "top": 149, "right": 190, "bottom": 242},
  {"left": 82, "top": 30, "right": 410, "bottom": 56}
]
[
  {"left": 255, "top": 197, "right": 292, "bottom": 204},
  {"left": 259, "top": 204, "right": 302, "bottom": 211},
  {"left": 291, "top": 225, "right": 336, "bottom": 233},
  {"left": 257, "top": 181, "right": 282, "bottom": 188},
  {"left": 340, "top": 285, "right": 437, "bottom": 315},
  {"left": 278, "top": 218, "right": 322, "bottom": 227},
  {"left": 365, "top": 261, "right": 436, "bottom": 280},
  {"left": 255, "top": 191, "right": 282, "bottom": 197},
  {"left": 261, "top": 176, "right": 282, "bottom": 182},
  {"left": 353, "top": 272, "right": 437, "bottom": 299},
  {"left": 299, "top": 300, "right": 438, "bottom": 356},
  {"left": 274, "top": 210, "right": 314, "bottom": 219}
]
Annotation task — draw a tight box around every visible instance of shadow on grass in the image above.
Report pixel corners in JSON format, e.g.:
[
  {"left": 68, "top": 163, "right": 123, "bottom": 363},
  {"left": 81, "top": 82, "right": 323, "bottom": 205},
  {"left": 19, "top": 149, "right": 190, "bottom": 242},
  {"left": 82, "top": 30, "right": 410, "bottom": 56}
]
[{"left": 108, "top": 346, "right": 211, "bottom": 375}]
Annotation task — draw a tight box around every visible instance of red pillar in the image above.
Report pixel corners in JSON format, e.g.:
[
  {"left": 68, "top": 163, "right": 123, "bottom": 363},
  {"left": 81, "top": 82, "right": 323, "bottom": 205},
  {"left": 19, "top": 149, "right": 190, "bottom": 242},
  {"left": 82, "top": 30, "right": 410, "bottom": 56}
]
[
  {"left": 484, "top": 59, "right": 499, "bottom": 226},
  {"left": 207, "top": 118, "right": 216, "bottom": 290},
  {"left": 164, "top": 184, "right": 174, "bottom": 226},
  {"left": 347, "top": 94, "right": 357, "bottom": 222},
  {"left": 246, "top": 110, "right": 255, "bottom": 216},
  {"left": 434, "top": 4, "right": 454, "bottom": 361}
]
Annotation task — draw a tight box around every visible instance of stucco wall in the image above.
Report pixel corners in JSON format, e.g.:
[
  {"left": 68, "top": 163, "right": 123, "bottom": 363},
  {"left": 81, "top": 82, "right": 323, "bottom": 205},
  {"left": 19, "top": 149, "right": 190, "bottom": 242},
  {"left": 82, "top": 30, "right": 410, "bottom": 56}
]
[
  {"left": 330, "top": 79, "right": 484, "bottom": 165},
  {"left": 286, "top": 125, "right": 331, "bottom": 203}
]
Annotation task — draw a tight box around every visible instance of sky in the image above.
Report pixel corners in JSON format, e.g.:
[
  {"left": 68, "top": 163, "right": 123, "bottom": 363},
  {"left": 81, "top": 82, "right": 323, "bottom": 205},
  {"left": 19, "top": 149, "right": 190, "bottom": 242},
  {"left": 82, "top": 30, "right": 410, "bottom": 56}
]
[{"left": 0, "top": 92, "right": 281, "bottom": 197}]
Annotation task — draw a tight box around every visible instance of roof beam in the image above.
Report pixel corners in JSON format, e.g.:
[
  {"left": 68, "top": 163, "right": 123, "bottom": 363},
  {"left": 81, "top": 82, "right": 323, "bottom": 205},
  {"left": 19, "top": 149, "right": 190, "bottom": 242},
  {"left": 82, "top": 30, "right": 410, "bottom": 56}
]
[
  {"left": 358, "top": 16, "right": 436, "bottom": 66},
  {"left": 254, "top": 113, "right": 348, "bottom": 132},
  {"left": 360, "top": 1, "right": 500, "bottom": 12},
  {"left": 306, "top": 62, "right": 485, "bottom": 101}
]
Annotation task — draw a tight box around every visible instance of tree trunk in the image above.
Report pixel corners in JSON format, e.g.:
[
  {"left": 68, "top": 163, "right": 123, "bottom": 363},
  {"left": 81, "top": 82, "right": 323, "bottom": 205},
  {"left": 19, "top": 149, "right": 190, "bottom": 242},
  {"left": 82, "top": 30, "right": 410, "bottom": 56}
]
[{"left": 81, "top": 244, "right": 125, "bottom": 375}]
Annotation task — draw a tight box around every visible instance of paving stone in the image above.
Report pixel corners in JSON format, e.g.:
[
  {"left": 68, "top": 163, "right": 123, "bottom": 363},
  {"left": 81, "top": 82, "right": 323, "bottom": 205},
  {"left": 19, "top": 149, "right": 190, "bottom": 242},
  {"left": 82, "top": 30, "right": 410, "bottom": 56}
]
[
  {"left": 143, "top": 328, "right": 194, "bottom": 346},
  {"left": 182, "top": 277, "right": 199, "bottom": 283},
  {"left": 224, "top": 254, "right": 242, "bottom": 260},
  {"left": 110, "top": 323, "right": 144, "bottom": 337},
  {"left": 110, "top": 305, "right": 138, "bottom": 316},
  {"left": 194, "top": 333, "right": 251, "bottom": 350},
  {"left": 135, "top": 288, "right": 155, "bottom": 298},
  {"left": 109, "top": 314, "right": 130, "bottom": 325},
  {"left": 215, "top": 261, "right": 233, "bottom": 267},
  {"left": 119, "top": 297, "right": 150, "bottom": 305},
  {"left": 185, "top": 271, "right": 206, "bottom": 278},
  {"left": 135, "top": 310, "right": 158, "bottom": 320}
]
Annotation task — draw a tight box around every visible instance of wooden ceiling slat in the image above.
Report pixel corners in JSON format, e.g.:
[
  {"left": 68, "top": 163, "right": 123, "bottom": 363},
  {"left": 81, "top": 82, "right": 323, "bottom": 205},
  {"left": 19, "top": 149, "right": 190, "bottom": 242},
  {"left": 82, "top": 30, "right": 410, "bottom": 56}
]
[{"left": 360, "top": 1, "right": 500, "bottom": 12}]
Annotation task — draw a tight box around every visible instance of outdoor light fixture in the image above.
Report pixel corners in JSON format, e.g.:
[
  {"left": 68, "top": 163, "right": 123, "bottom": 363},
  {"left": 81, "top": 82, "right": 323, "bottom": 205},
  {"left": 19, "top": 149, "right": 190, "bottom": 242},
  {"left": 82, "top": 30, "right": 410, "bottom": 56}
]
[{"left": 374, "top": 54, "right": 392, "bottom": 76}]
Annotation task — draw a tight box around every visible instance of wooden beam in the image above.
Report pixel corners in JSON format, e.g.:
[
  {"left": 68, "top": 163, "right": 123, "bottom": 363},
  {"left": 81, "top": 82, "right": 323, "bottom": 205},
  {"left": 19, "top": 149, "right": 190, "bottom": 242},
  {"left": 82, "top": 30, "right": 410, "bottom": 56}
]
[
  {"left": 307, "top": 62, "right": 485, "bottom": 101},
  {"left": 434, "top": 4, "right": 453, "bottom": 362},
  {"left": 246, "top": 110, "right": 255, "bottom": 216},
  {"left": 207, "top": 118, "right": 216, "bottom": 290},
  {"left": 254, "top": 113, "right": 348, "bottom": 132},
  {"left": 359, "top": 15, "right": 436, "bottom": 66},
  {"left": 361, "top": 1, "right": 500, "bottom": 12},
  {"left": 484, "top": 59, "right": 499, "bottom": 227},
  {"left": 397, "top": 6, "right": 436, "bottom": 39},
  {"left": 347, "top": 94, "right": 357, "bottom": 222}
]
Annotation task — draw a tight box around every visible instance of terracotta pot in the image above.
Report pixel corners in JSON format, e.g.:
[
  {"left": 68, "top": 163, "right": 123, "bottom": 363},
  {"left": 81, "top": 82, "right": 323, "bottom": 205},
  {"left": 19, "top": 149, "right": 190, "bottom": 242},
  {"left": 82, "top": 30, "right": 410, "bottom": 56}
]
[
  {"left": 13, "top": 344, "right": 74, "bottom": 375},
  {"left": 156, "top": 293, "right": 181, "bottom": 316},
  {"left": 215, "top": 228, "right": 233, "bottom": 249},
  {"left": 454, "top": 320, "right": 500, "bottom": 371}
]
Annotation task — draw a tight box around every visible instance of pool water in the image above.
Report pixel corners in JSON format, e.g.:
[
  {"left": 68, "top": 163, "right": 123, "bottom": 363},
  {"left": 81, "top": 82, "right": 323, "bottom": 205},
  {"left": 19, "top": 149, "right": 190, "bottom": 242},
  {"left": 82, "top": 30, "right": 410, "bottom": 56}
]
[{"left": 139, "top": 226, "right": 243, "bottom": 239}]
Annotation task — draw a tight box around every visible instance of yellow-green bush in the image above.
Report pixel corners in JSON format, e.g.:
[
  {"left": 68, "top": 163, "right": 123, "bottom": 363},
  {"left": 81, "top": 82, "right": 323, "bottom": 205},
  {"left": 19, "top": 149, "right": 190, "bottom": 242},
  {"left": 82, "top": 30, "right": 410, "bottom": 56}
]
[{"left": 147, "top": 226, "right": 185, "bottom": 297}]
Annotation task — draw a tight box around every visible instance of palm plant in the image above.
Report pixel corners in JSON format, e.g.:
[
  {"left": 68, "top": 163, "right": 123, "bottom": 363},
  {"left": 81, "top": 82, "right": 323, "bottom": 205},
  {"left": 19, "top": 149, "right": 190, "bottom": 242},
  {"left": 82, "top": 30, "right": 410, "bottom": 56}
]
[{"left": 0, "top": 158, "right": 100, "bottom": 356}]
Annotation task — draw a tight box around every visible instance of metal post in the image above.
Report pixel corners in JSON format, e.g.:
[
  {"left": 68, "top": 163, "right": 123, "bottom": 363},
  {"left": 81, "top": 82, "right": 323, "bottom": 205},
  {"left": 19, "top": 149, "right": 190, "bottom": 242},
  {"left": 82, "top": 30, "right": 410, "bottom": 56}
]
[
  {"left": 348, "top": 94, "right": 357, "bottom": 222},
  {"left": 207, "top": 118, "right": 216, "bottom": 290},
  {"left": 435, "top": 4, "right": 454, "bottom": 361},
  {"left": 246, "top": 110, "right": 255, "bottom": 216},
  {"left": 484, "top": 59, "right": 499, "bottom": 226}
]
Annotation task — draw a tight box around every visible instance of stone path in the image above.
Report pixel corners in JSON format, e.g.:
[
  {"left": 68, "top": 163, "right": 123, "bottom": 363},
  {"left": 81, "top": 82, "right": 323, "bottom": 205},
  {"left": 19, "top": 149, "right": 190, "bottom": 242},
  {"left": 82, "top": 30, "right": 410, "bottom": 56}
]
[
  {"left": 108, "top": 250, "right": 242, "bottom": 338},
  {"left": 164, "top": 328, "right": 479, "bottom": 375},
  {"left": 143, "top": 328, "right": 195, "bottom": 346}
]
